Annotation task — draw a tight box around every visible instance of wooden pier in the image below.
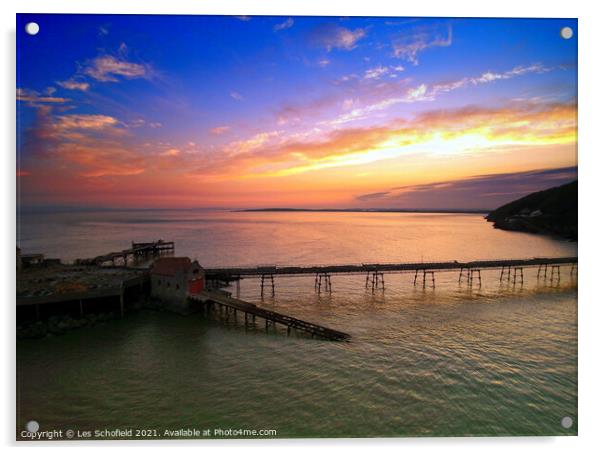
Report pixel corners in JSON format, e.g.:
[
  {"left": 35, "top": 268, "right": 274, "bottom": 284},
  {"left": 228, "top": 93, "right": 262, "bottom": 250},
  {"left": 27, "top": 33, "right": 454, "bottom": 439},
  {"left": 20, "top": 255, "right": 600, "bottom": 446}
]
[
  {"left": 190, "top": 291, "right": 350, "bottom": 341},
  {"left": 77, "top": 240, "right": 175, "bottom": 267}
]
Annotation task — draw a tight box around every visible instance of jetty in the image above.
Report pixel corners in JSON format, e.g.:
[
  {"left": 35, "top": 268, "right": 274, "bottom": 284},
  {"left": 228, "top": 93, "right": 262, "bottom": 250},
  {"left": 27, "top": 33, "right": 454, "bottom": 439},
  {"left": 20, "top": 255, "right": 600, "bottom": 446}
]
[
  {"left": 77, "top": 240, "right": 174, "bottom": 267},
  {"left": 190, "top": 291, "right": 350, "bottom": 341}
]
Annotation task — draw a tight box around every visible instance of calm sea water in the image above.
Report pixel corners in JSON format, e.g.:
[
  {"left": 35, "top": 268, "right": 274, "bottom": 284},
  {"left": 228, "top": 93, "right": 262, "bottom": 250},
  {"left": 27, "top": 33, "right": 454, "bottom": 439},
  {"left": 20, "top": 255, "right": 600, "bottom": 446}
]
[{"left": 17, "top": 210, "right": 577, "bottom": 437}]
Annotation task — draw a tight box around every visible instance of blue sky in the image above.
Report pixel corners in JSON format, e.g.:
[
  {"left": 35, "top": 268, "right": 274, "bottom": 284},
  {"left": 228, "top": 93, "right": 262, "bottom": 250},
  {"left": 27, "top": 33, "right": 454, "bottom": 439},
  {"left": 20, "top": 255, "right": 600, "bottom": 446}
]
[{"left": 17, "top": 14, "right": 577, "bottom": 209}]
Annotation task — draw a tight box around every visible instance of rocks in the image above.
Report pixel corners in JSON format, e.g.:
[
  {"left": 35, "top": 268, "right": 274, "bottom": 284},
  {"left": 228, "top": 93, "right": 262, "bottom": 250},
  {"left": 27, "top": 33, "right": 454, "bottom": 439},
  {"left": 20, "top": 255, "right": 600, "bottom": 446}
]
[{"left": 16, "top": 311, "right": 117, "bottom": 340}]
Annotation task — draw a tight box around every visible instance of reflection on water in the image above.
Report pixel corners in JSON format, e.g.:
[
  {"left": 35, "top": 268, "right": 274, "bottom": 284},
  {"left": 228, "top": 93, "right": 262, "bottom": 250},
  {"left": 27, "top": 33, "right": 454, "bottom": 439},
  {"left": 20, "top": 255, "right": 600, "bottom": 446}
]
[
  {"left": 18, "top": 210, "right": 576, "bottom": 265},
  {"left": 17, "top": 211, "right": 577, "bottom": 437}
]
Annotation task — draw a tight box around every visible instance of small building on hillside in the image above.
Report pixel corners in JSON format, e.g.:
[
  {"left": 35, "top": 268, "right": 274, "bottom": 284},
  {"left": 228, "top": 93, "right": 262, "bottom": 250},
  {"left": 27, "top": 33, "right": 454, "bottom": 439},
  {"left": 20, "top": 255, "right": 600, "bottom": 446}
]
[{"left": 150, "top": 257, "right": 205, "bottom": 314}]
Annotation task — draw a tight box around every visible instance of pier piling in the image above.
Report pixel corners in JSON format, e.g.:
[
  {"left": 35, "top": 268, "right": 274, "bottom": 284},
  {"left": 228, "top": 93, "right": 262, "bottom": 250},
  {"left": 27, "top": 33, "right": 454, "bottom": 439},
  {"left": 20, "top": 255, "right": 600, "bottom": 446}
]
[
  {"left": 260, "top": 274, "right": 275, "bottom": 297},
  {"left": 315, "top": 272, "right": 333, "bottom": 293}
]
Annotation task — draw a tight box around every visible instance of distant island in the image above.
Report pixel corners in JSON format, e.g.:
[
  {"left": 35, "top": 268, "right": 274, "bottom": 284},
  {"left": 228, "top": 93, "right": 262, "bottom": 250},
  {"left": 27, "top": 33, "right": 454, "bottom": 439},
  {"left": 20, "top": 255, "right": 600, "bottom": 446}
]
[
  {"left": 485, "top": 180, "right": 577, "bottom": 240},
  {"left": 237, "top": 208, "right": 490, "bottom": 214}
]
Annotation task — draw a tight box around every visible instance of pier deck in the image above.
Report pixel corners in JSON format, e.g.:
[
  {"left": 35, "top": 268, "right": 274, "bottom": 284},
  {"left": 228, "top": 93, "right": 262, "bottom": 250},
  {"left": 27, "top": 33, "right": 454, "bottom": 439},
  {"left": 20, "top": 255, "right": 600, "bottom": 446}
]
[
  {"left": 206, "top": 256, "right": 577, "bottom": 279},
  {"left": 190, "top": 291, "right": 350, "bottom": 341}
]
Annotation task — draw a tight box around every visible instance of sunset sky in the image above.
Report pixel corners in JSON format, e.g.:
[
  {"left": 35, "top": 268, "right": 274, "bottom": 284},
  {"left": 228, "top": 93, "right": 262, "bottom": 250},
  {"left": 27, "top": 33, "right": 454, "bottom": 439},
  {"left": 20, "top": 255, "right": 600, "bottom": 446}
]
[{"left": 17, "top": 14, "right": 577, "bottom": 210}]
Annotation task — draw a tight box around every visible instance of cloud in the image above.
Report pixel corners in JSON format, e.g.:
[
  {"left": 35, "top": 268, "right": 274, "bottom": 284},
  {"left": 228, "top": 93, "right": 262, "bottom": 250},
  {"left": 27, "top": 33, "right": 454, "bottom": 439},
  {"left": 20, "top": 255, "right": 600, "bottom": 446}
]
[
  {"left": 210, "top": 125, "right": 231, "bottom": 135},
  {"left": 317, "top": 59, "right": 331, "bottom": 68},
  {"left": 55, "top": 114, "right": 119, "bottom": 131},
  {"left": 230, "top": 91, "right": 244, "bottom": 101},
  {"left": 83, "top": 54, "right": 149, "bottom": 82},
  {"left": 328, "top": 63, "right": 555, "bottom": 126},
  {"left": 57, "top": 79, "right": 90, "bottom": 91},
  {"left": 129, "top": 119, "right": 162, "bottom": 129},
  {"left": 310, "top": 24, "right": 367, "bottom": 51},
  {"left": 392, "top": 24, "right": 452, "bottom": 65},
  {"left": 274, "top": 18, "right": 294, "bottom": 32},
  {"left": 364, "top": 66, "right": 388, "bottom": 80},
  {"left": 356, "top": 191, "right": 391, "bottom": 201},
  {"left": 161, "top": 148, "right": 180, "bottom": 157},
  {"left": 207, "top": 99, "right": 576, "bottom": 179},
  {"left": 355, "top": 166, "right": 577, "bottom": 209},
  {"left": 363, "top": 65, "right": 404, "bottom": 80},
  {"left": 57, "top": 143, "right": 146, "bottom": 178},
  {"left": 20, "top": 104, "right": 140, "bottom": 179},
  {"left": 234, "top": 16, "right": 252, "bottom": 21},
  {"left": 432, "top": 64, "right": 552, "bottom": 96},
  {"left": 224, "top": 131, "right": 281, "bottom": 157},
  {"left": 16, "top": 88, "right": 70, "bottom": 105}
]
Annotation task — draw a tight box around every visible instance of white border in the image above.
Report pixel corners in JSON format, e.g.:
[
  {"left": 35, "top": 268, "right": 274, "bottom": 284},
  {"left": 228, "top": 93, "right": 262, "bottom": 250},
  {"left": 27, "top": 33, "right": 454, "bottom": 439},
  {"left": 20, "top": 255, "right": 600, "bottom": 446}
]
[{"left": 2, "top": 0, "right": 601, "bottom": 453}]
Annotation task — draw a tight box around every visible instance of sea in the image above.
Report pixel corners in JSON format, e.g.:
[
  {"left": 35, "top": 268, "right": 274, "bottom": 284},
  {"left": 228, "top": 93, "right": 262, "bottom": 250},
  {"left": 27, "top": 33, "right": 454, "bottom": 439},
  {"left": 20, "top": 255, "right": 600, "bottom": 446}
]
[{"left": 16, "top": 210, "right": 578, "bottom": 438}]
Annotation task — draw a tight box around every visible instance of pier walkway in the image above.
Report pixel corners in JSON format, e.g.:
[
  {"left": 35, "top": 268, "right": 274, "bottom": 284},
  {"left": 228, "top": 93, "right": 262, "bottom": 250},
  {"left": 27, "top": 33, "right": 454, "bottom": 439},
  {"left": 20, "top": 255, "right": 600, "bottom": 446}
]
[
  {"left": 189, "top": 291, "right": 350, "bottom": 341},
  {"left": 206, "top": 256, "right": 578, "bottom": 293}
]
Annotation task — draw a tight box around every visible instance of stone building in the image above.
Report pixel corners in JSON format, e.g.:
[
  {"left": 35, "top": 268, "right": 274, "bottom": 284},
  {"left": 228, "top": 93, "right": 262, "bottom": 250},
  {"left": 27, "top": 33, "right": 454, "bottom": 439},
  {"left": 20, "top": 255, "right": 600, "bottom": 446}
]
[{"left": 150, "top": 257, "right": 205, "bottom": 314}]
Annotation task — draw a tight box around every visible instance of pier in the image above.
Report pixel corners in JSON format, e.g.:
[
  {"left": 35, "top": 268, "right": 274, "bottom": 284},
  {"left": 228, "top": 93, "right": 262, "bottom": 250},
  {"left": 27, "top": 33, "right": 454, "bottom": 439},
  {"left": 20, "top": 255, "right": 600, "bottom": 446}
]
[
  {"left": 206, "top": 256, "right": 578, "bottom": 293},
  {"left": 16, "top": 242, "right": 577, "bottom": 342},
  {"left": 77, "top": 240, "right": 174, "bottom": 267},
  {"left": 190, "top": 291, "right": 350, "bottom": 341}
]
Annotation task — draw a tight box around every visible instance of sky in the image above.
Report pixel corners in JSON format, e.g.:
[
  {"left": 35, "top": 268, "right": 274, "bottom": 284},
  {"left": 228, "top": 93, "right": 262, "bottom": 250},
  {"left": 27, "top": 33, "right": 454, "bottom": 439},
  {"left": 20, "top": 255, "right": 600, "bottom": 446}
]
[{"left": 17, "top": 14, "right": 577, "bottom": 210}]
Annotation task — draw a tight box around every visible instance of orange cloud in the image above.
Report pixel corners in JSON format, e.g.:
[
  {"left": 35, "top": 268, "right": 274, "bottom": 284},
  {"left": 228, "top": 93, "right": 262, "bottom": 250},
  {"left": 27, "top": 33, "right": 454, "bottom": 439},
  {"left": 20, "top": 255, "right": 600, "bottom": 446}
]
[
  {"left": 210, "top": 125, "right": 231, "bottom": 135},
  {"left": 16, "top": 88, "right": 70, "bottom": 105},
  {"left": 57, "top": 79, "right": 90, "bottom": 91},
  {"left": 84, "top": 55, "right": 149, "bottom": 82},
  {"left": 196, "top": 100, "right": 576, "bottom": 179}
]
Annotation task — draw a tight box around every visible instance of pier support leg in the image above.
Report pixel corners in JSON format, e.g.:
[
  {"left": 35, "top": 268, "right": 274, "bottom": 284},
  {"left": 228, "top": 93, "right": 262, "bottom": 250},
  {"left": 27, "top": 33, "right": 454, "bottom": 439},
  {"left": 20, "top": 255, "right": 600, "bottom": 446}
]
[
  {"left": 550, "top": 265, "right": 561, "bottom": 283},
  {"left": 418, "top": 270, "right": 435, "bottom": 288},
  {"left": 79, "top": 299, "right": 84, "bottom": 318},
  {"left": 261, "top": 275, "right": 264, "bottom": 297},
  {"left": 261, "top": 274, "right": 275, "bottom": 297},
  {"left": 316, "top": 273, "right": 333, "bottom": 293},
  {"left": 500, "top": 266, "right": 512, "bottom": 283},
  {"left": 467, "top": 269, "right": 481, "bottom": 288},
  {"left": 119, "top": 284, "right": 125, "bottom": 318},
  {"left": 512, "top": 267, "right": 524, "bottom": 286},
  {"left": 537, "top": 264, "right": 549, "bottom": 280},
  {"left": 369, "top": 272, "right": 384, "bottom": 291}
]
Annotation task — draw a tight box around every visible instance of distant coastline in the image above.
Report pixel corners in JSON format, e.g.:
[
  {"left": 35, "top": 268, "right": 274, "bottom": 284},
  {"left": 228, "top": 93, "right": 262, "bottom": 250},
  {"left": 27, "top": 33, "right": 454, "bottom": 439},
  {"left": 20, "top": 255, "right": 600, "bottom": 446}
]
[
  {"left": 486, "top": 180, "right": 577, "bottom": 241},
  {"left": 236, "top": 208, "right": 491, "bottom": 214}
]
